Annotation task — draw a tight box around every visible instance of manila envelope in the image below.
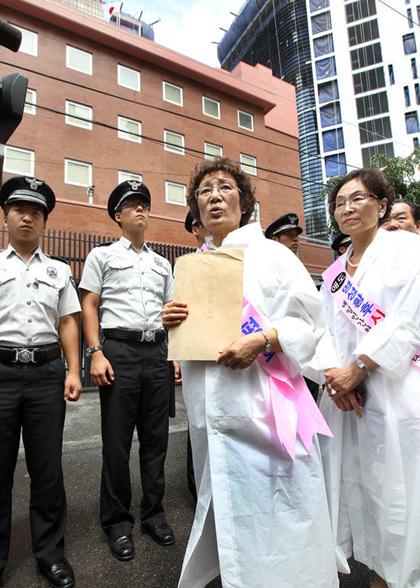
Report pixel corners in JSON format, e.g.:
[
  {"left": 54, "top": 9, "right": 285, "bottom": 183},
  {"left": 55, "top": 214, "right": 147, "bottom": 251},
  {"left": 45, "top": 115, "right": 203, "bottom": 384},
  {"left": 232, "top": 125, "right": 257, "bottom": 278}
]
[{"left": 168, "top": 248, "right": 244, "bottom": 361}]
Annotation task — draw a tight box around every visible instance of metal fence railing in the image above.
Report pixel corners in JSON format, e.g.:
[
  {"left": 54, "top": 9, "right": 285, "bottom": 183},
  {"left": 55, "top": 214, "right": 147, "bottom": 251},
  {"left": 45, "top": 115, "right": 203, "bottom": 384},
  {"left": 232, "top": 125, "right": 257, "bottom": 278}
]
[{"left": 1, "top": 226, "right": 195, "bottom": 387}]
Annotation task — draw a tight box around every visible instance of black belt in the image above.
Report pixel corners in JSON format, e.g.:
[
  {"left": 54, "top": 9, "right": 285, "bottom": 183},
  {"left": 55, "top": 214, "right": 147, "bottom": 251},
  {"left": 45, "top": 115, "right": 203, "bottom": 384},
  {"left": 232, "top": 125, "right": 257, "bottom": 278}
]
[
  {"left": 0, "top": 343, "right": 62, "bottom": 364},
  {"left": 102, "top": 329, "right": 166, "bottom": 343}
]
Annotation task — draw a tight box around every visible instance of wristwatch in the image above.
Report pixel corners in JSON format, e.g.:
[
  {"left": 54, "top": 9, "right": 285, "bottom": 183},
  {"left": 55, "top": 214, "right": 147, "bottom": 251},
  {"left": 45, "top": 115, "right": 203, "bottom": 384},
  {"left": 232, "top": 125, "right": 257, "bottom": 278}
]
[
  {"left": 355, "top": 357, "right": 372, "bottom": 377},
  {"left": 86, "top": 345, "right": 103, "bottom": 358},
  {"left": 261, "top": 332, "right": 272, "bottom": 354}
]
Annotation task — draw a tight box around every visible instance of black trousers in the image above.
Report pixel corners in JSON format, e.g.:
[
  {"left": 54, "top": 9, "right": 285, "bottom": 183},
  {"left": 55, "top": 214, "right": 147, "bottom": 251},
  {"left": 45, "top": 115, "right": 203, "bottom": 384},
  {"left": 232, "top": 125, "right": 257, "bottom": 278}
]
[
  {"left": 0, "top": 358, "right": 67, "bottom": 570},
  {"left": 99, "top": 338, "right": 171, "bottom": 540}
]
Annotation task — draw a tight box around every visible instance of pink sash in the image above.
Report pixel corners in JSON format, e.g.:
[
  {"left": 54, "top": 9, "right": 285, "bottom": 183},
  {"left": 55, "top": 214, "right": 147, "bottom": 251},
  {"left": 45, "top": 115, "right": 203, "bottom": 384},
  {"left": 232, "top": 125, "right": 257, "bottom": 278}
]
[
  {"left": 242, "top": 298, "right": 333, "bottom": 460},
  {"left": 323, "top": 257, "right": 420, "bottom": 370}
]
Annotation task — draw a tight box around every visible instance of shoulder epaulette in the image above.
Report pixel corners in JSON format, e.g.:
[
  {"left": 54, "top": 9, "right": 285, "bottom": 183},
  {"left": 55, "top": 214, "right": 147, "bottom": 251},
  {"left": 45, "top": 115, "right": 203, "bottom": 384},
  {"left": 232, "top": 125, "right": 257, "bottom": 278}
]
[{"left": 45, "top": 254, "right": 69, "bottom": 265}]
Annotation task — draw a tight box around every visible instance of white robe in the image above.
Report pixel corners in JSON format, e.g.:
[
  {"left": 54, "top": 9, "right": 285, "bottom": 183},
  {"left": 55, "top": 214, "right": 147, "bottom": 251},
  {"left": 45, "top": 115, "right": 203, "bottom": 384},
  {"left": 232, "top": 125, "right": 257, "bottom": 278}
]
[
  {"left": 178, "top": 223, "right": 338, "bottom": 588},
  {"left": 316, "top": 229, "right": 420, "bottom": 588}
]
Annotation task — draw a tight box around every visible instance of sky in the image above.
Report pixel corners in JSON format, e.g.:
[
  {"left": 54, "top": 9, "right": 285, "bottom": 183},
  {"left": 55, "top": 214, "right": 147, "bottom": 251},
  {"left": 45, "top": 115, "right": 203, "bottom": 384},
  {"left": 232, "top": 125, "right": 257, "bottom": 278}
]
[{"left": 116, "top": 0, "right": 246, "bottom": 67}]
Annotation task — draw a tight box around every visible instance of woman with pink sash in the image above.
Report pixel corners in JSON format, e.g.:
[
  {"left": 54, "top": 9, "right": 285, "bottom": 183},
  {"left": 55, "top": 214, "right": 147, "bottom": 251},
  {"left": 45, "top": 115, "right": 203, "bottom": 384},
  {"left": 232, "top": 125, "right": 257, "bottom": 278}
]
[
  {"left": 312, "top": 169, "right": 420, "bottom": 588},
  {"left": 163, "top": 157, "right": 338, "bottom": 588}
]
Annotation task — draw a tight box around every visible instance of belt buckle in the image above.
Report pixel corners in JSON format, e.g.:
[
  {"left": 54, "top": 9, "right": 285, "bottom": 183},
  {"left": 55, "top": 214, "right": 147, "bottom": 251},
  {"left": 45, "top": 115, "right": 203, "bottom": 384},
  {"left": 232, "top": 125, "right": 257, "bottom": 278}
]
[
  {"left": 15, "top": 348, "right": 36, "bottom": 363},
  {"left": 143, "top": 330, "right": 154, "bottom": 343}
]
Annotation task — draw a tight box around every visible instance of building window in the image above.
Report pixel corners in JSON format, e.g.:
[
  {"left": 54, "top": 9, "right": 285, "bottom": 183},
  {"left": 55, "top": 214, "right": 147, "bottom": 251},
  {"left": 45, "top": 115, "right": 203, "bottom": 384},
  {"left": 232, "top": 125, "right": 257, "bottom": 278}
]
[
  {"left": 404, "top": 86, "right": 411, "bottom": 107},
  {"left": 313, "top": 34, "right": 334, "bottom": 57},
  {"left": 118, "top": 65, "right": 141, "bottom": 91},
  {"left": 348, "top": 19, "right": 379, "bottom": 47},
  {"left": 311, "top": 12, "right": 332, "bottom": 35},
  {"left": 388, "top": 65, "right": 395, "bottom": 85},
  {"left": 240, "top": 154, "right": 257, "bottom": 175},
  {"left": 403, "top": 33, "right": 417, "bottom": 55},
  {"left": 118, "top": 171, "right": 142, "bottom": 184},
  {"left": 417, "top": 6, "right": 420, "bottom": 25},
  {"left": 251, "top": 201, "right": 260, "bottom": 222},
  {"left": 118, "top": 116, "right": 142, "bottom": 143},
  {"left": 164, "top": 130, "right": 185, "bottom": 155},
  {"left": 65, "top": 101, "right": 92, "bottom": 130},
  {"left": 204, "top": 142, "right": 223, "bottom": 160},
  {"left": 322, "top": 128, "right": 344, "bottom": 152},
  {"left": 413, "top": 137, "right": 419, "bottom": 148},
  {"left": 165, "top": 181, "right": 186, "bottom": 206},
  {"left": 346, "top": 0, "right": 377, "bottom": 23},
  {"left": 13, "top": 25, "right": 38, "bottom": 56},
  {"left": 412, "top": 58, "right": 418, "bottom": 79},
  {"left": 405, "top": 111, "right": 420, "bottom": 133},
  {"left": 353, "top": 67, "right": 385, "bottom": 94},
  {"left": 356, "top": 91, "right": 389, "bottom": 119},
  {"left": 320, "top": 102, "right": 342, "bottom": 127},
  {"left": 24, "top": 89, "right": 37, "bottom": 115},
  {"left": 4, "top": 146, "right": 34, "bottom": 175},
  {"left": 407, "top": 8, "right": 414, "bottom": 27},
  {"left": 237, "top": 110, "right": 254, "bottom": 131},
  {"left": 325, "top": 153, "right": 347, "bottom": 177},
  {"left": 163, "top": 82, "right": 183, "bottom": 106},
  {"left": 415, "top": 83, "right": 420, "bottom": 104},
  {"left": 66, "top": 46, "right": 92, "bottom": 75},
  {"left": 351, "top": 42, "right": 382, "bottom": 70},
  {"left": 316, "top": 56, "right": 337, "bottom": 80},
  {"left": 309, "top": 0, "right": 330, "bottom": 12},
  {"left": 359, "top": 116, "right": 392, "bottom": 143},
  {"left": 318, "top": 80, "right": 339, "bottom": 103},
  {"left": 65, "top": 159, "right": 92, "bottom": 186},
  {"left": 362, "top": 143, "right": 394, "bottom": 166},
  {"left": 203, "top": 97, "right": 220, "bottom": 119}
]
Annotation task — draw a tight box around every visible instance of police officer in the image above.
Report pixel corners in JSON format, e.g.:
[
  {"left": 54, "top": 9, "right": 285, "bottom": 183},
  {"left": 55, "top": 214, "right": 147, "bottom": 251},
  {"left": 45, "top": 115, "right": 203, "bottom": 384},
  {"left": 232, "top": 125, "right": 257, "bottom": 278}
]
[
  {"left": 184, "top": 211, "right": 211, "bottom": 249},
  {"left": 331, "top": 233, "right": 351, "bottom": 256},
  {"left": 0, "top": 176, "right": 81, "bottom": 588},
  {"left": 264, "top": 213, "right": 303, "bottom": 254},
  {"left": 80, "top": 180, "right": 174, "bottom": 562}
]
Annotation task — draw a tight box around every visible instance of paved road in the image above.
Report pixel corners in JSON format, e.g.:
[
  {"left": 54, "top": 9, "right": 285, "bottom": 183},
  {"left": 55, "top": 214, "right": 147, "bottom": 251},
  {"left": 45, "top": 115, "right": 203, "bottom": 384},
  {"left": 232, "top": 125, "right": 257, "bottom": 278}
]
[{"left": 3, "top": 388, "right": 373, "bottom": 587}]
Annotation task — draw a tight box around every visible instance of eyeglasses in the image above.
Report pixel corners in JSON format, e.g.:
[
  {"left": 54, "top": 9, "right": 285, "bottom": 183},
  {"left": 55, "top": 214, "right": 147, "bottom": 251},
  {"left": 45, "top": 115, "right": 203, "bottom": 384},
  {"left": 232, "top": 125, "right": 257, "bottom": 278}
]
[
  {"left": 334, "top": 191, "right": 379, "bottom": 212},
  {"left": 120, "top": 200, "right": 150, "bottom": 212},
  {"left": 194, "top": 180, "right": 239, "bottom": 199}
]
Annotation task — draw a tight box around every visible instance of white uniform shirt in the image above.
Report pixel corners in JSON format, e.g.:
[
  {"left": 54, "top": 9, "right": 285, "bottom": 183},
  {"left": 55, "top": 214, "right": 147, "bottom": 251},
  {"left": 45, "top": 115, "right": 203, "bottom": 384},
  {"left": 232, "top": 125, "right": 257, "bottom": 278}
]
[
  {"left": 79, "top": 237, "right": 173, "bottom": 330},
  {"left": 0, "top": 245, "right": 81, "bottom": 347}
]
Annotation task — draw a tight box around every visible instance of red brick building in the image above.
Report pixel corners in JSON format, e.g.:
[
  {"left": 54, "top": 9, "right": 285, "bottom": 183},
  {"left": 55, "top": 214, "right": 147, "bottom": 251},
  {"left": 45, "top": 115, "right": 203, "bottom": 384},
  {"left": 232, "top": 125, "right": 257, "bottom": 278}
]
[{"left": 0, "top": 0, "right": 332, "bottom": 275}]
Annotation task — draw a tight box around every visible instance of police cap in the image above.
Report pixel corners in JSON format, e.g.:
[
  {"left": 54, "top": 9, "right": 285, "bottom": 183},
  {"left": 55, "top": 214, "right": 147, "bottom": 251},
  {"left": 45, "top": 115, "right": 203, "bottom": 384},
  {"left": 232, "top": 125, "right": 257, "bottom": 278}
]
[
  {"left": 108, "top": 179, "right": 151, "bottom": 221},
  {"left": 0, "top": 175, "right": 55, "bottom": 213},
  {"left": 265, "top": 213, "right": 303, "bottom": 239},
  {"left": 331, "top": 233, "right": 351, "bottom": 252}
]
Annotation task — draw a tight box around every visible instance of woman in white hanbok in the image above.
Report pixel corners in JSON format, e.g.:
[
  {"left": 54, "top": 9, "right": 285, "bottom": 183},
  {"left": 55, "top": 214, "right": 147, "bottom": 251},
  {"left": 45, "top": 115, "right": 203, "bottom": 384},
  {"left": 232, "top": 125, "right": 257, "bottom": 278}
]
[
  {"left": 317, "top": 169, "right": 420, "bottom": 588},
  {"left": 163, "top": 157, "right": 338, "bottom": 588}
]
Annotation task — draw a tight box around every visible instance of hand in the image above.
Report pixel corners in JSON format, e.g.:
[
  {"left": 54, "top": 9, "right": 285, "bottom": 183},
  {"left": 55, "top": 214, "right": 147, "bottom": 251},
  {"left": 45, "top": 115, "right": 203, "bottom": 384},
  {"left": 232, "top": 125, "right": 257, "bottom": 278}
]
[
  {"left": 216, "top": 333, "right": 265, "bottom": 370},
  {"left": 173, "top": 361, "right": 182, "bottom": 383},
  {"left": 331, "top": 390, "right": 363, "bottom": 419},
  {"left": 64, "top": 372, "right": 82, "bottom": 401},
  {"left": 90, "top": 351, "right": 114, "bottom": 386},
  {"left": 324, "top": 363, "right": 366, "bottom": 398},
  {"left": 162, "top": 301, "right": 188, "bottom": 329}
]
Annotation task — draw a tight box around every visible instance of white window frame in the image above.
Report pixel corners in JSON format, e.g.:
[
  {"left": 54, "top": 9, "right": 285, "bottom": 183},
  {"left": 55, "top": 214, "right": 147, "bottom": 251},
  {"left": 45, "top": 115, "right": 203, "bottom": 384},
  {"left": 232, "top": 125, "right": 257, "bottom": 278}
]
[
  {"left": 163, "top": 81, "right": 183, "bottom": 106},
  {"left": 117, "top": 116, "right": 142, "bottom": 143},
  {"left": 118, "top": 171, "right": 143, "bottom": 184},
  {"left": 165, "top": 181, "right": 186, "bottom": 206},
  {"left": 202, "top": 96, "right": 220, "bottom": 119},
  {"left": 65, "top": 100, "right": 92, "bottom": 130},
  {"left": 66, "top": 45, "right": 92, "bottom": 75},
  {"left": 238, "top": 109, "right": 254, "bottom": 131},
  {"left": 204, "top": 142, "right": 223, "bottom": 160},
  {"left": 4, "top": 146, "right": 35, "bottom": 175},
  {"left": 64, "top": 158, "right": 92, "bottom": 187},
  {"left": 240, "top": 153, "right": 257, "bottom": 176},
  {"left": 14, "top": 25, "right": 38, "bottom": 56},
  {"left": 118, "top": 65, "right": 141, "bottom": 92},
  {"left": 164, "top": 130, "right": 185, "bottom": 155},
  {"left": 24, "top": 89, "right": 37, "bottom": 115}
]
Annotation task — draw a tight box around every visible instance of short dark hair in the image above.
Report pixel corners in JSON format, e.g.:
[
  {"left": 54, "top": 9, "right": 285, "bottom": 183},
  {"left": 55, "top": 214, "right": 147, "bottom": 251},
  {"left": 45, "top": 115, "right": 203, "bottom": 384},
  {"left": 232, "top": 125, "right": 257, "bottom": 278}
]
[
  {"left": 328, "top": 168, "right": 395, "bottom": 222},
  {"left": 3, "top": 201, "right": 48, "bottom": 221},
  {"left": 393, "top": 198, "right": 420, "bottom": 223},
  {"left": 187, "top": 157, "right": 256, "bottom": 227}
]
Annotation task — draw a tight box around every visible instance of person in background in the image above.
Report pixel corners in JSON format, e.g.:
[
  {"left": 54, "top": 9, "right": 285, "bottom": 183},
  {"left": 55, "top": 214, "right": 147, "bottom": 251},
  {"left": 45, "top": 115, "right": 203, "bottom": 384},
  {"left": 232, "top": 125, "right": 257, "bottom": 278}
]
[
  {"left": 382, "top": 198, "right": 420, "bottom": 234},
  {"left": 331, "top": 233, "right": 351, "bottom": 256},
  {"left": 0, "top": 176, "right": 81, "bottom": 588},
  {"left": 163, "top": 157, "right": 338, "bottom": 588},
  {"left": 316, "top": 168, "right": 420, "bottom": 588},
  {"left": 184, "top": 211, "right": 211, "bottom": 249},
  {"left": 264, "top": 213, "right": 302, "bottom": 254},
  {"left": 80, "top": 180, "right": 174, "bottom": 563}
]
